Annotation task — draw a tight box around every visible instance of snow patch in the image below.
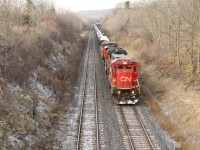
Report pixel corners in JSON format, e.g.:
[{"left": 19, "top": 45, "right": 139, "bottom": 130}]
[
  {"left": 8, "top": 135, "right": 22, "bottom": 147},
  {"left": 44, "top": 54, "right": 57, "bottom": 71},
  {"left": 30, "top": 77, "right": 56, "bottom": 101},
  {"left": 8, "top": 84, "right": 24, "bottom": 97},
  {"left": 36, "top": 101, "right": 49, "bottom": 114}
]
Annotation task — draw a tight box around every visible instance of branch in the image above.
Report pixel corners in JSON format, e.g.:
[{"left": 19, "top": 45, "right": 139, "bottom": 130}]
[{"left": 160, "top": 31, "right": 175, "bottom": 39}]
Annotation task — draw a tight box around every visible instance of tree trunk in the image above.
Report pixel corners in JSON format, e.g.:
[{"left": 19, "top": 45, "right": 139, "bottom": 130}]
[
  {"left": 190, "top": 28, "right": 194, "bottom": 66},
  {"left": 176, "top": 1, "right": 181, "bottom": 68},
  {"left": 158, "top": 16, "right": 161, "bottom": 51},
  {"left": 5, "top": 18, "right": 9, "bottom": 77},
  {"left": 168, "top": 25, "right": 171, "bottom": 52},
  {"left": 176, "top": 22, "right": 181, "bottom": 68},
  {"left": 198, "top": 48, "right": 200, "bottom": 73}
]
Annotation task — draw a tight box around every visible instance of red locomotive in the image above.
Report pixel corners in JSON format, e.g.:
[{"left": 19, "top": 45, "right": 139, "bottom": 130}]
[
  {"left": 105, "top": 47, "right": 127, "bottom": 74},
  {"left": 100, "top": 41, "right": 118, "bottom": 61},
  {"left": 109, "top": 54, "right": 140, "bottom": 104},
  {"left": 94, "top": 23, "right": 140, "bottom": 104},
  {"left": 100, "top": 42, "right": 119, "bottom": 73}
]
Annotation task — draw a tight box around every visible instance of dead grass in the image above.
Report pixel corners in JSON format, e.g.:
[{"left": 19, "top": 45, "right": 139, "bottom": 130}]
[
  {"left": 142, "top": 85, "right": 195, "bottom": 149},
  {"left": 0, "top": 5, "right": 85, "bottom": 148},
  {"left": 37, "top": 68, "right": 62, "bottom": 92},
  {"left": 109, "top": 29, "right": 200, "bottom": 149},
  {"left": 138, "top": 52, "right": 200, "bottom": 149},
  {"left": 139, "top": 61, "right": 200, "bottom": 149}
]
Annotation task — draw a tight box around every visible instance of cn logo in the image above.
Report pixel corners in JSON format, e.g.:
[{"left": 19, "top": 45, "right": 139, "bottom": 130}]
[{"left": 120, "top": 76, "right": 132, "bottom": 82}]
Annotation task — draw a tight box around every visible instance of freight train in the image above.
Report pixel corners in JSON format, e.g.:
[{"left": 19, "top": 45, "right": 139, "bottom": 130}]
[{"left": 94, "top": 23, "right": 140, "bottom": 104}]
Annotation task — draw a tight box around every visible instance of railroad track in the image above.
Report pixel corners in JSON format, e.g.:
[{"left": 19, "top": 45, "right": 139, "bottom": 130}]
[
  {"left": 115, "top": 103, "right": 161, "bottom": 150},
  {"left": 62, "top": 27, "right": 162, "bottom": 150},
  {"left": 76, "top": 29, "right": 101, "bottom": 150},
  {"left": 61, "top": 28, "right": 106, "bottom": 150}
]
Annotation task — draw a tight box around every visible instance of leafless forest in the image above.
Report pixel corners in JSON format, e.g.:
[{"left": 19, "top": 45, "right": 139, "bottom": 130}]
[
  {"left": 0, "top": 0, "right": 200, "bottom": 149},
  {"left": 105, "top": 0, "right": 200, "bottom": 76},
  {"left": 0, "top": 0, "right": 85, "bottom": 148},
  {"left": 103, "top": 0, "right": 200, "bottom": 149}
]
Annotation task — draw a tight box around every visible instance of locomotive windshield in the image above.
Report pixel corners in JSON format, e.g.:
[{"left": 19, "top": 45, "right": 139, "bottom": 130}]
[
  {"left": 118, "top": 65, "right": 132, "bottom": 69},
  {"left": 126, "top": 65, "right": 131, "bottom": 69},
  {"left": 118, "top": 65, "right": 124, "bottom": 69}
]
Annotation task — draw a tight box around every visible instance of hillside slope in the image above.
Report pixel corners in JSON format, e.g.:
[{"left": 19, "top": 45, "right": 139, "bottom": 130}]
[
  {"left": 0, "top": 1, "right": 86, "bottom": 148},
  {"left": 102, "top": 2, "right": 200, "bottom": 149}
]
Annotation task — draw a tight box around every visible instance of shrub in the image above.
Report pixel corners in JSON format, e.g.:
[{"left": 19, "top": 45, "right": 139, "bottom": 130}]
[{"left": 19, "top": 13, "right": 31, "bottom": 25}]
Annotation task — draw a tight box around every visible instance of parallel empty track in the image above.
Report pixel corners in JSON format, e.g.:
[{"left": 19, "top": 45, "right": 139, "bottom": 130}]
[{"left": 76, "top": 29, "right": 101, "bottom": 150}]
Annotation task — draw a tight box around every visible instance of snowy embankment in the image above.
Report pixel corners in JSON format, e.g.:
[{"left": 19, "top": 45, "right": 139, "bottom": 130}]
[{"left": 0, "top": 40, "right": 82, "bottom": 149}]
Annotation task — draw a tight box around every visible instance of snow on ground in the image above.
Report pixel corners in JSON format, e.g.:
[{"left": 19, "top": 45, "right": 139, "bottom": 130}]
[
  {"left": 2, "top": 51, "right": 68, "bottom": 148},
  {"left": 4, "top": 75, "right": 56, "bottom": 148},
  {"left": 29, "top": 76, "right": 56, "bottom": 101}
]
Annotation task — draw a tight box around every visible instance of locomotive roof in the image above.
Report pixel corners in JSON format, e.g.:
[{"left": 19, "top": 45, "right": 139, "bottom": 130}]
[
  {"left": 111, "top": 53, "right": 127, "bottom": 60},
  {"left": 105, "top": 44, "right": 118, "bottom": 50},
  {"left": 111, "top": 54, "right": 136, "bottom": 64},
  {"left": 107, "top": 47, "right": 127, "bottom": 55},
  {"left": 107, "top": 42, "right": 118, "bottom": 45}
]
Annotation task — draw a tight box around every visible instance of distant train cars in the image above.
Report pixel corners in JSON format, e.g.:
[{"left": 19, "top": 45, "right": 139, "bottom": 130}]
[
  {"left": 94, "top": 23, "right": 109, "bottom": 43},
  {"left": 94, "top": 23, "right": 140, "bottom": 104}
]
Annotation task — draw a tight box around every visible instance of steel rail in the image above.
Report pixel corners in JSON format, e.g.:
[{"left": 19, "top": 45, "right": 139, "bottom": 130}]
[
  {"left": 132, "top": 107, "right": 156, "bottom": 150},
  {"left": 93, "top": 34, "right": 100, "bottom": 150},
  {"left": 76, "top": 28, "right": 100, "bottom": 150},
  {"left": 118, "top": 105, "right": 135, "bottom": 150},
  {"left": 115, "top": 101, "right": 160, "bottom": 150},
  {"left": 76, "top": 32, "right": 91, "bottom": 150}
]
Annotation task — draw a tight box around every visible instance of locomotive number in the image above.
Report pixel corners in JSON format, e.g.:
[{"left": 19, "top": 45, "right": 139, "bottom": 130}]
[{"left": 120, "top": 76, "right": 131, "bottom": 82}]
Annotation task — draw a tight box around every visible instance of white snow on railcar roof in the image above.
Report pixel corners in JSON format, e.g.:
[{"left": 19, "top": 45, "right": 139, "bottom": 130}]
[{"left": 111, "top": 54, "right": 132, "bottom": 63}]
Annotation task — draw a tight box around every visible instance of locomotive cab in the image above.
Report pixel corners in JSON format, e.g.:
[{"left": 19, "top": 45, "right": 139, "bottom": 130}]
[
  {"left": 100, "top": 42, "right": 118, "bottom": 62},
  {"left": 104, "top": 48, "right": 127, "bottom": 74},
  {"left": 109, "top": 55, "right": 140, "bottom": 104},
  {"left": 100, "top": 41, "right": 109, "bottom": 59}
]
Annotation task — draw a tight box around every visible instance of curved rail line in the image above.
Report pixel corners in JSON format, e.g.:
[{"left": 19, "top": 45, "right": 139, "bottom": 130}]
[
  {"left": 76, "top": 29, "right": 100, "bottom": 150},
  {"left": 115, "top": 102, "right": 160, "bottom": 150}
]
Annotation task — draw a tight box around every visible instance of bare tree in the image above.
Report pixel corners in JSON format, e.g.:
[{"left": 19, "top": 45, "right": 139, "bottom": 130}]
[{"left": 0, "top": 0, "right": 15, "bottom": 78}]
